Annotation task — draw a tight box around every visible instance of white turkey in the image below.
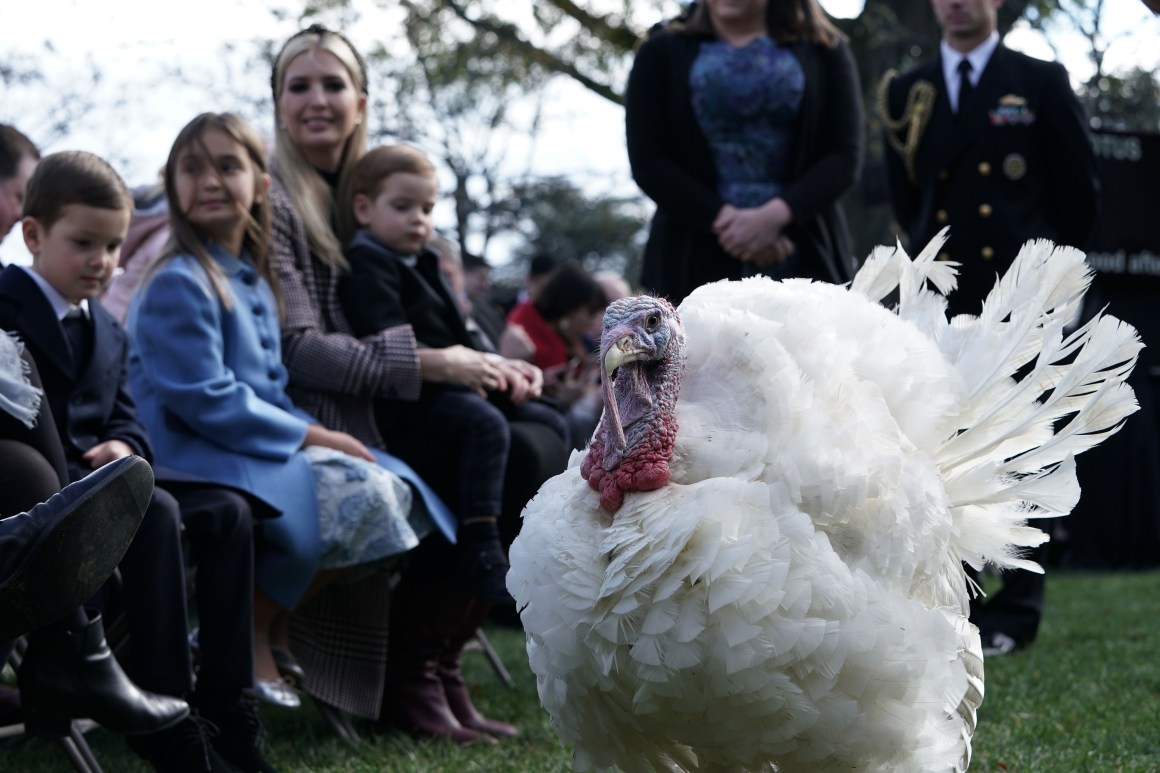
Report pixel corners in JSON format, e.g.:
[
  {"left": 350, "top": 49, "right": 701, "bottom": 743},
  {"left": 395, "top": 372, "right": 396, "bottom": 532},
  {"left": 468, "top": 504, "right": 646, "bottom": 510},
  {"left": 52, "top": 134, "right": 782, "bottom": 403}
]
[{"left": 507, "top": 231, "right": 1140, "bottom": 772}]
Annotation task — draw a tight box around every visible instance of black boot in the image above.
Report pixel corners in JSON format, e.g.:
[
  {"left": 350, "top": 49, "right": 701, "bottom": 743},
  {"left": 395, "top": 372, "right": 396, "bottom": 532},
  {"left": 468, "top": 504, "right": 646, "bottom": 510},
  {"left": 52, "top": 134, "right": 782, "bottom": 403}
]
[
  {"left": 126, "top": 712, "right": 236, "bottom": 773},
  {"left": 454, "top": 520, "right": 514, "bottom": 605},
  {"left": 0, "top": 455, "right": 153, "bottom": 642},
  {"left": 197, "top": 692, "right": 279, "bottom": 773},
  {"left": 18, "top": 611, "right": 189, "bottom": 737}
]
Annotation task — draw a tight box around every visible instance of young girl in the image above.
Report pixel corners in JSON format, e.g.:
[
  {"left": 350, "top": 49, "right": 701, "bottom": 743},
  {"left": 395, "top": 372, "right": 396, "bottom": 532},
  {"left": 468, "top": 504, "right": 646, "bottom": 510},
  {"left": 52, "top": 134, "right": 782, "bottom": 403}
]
[{"left": 126, "top": 113, "right": 432, "bottom": 709}]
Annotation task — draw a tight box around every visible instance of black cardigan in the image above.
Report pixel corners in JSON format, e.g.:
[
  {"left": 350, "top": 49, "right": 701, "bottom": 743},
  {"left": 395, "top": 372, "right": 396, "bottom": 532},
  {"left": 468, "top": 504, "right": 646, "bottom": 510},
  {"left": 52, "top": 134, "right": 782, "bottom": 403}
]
[{"left": 626, "top": 28, "right": 864, "bottom": 304}]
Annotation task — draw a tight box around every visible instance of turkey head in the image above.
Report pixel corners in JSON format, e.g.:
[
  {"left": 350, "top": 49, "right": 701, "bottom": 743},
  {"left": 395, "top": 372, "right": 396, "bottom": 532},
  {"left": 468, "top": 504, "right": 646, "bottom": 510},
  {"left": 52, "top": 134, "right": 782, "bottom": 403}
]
[{"left": 580, "top": 295, "right": 687, "bottom": 512}]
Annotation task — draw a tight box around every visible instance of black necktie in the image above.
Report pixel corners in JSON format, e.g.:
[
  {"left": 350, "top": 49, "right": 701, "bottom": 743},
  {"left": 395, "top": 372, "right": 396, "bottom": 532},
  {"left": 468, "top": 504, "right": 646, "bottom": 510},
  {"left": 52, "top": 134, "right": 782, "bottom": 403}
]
[
  {"left": 957, "top": 59, "right": 974, "bottom": 115},
  {"left": 62, "top": 307, "right": 92, "bottom": 369}
]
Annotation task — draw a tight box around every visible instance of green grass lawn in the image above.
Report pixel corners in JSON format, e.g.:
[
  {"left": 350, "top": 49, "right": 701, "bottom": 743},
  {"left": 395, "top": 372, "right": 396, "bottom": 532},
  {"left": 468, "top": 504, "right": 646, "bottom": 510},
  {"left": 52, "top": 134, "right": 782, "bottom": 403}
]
[{"left": 7, "top": 570, "right": 1159, "bottom": 772}]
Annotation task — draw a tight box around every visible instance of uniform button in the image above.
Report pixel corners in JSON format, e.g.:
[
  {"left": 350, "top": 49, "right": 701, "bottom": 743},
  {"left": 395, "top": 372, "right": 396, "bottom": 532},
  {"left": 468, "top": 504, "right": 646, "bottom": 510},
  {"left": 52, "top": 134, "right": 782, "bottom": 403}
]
[
  {"left": 978, "top": 162, "right": 991, "bottom": 176},
  {"left": 260, "top": 337, "right": 273, "bottom": 350},
  {"left": 936, "top": 209, "right": 948, "bottom": 224},
  {"left": 241, "top": 271, "right": 257, "bottom": 286},
  {"left": 978, "top": 203, "right": 992, "bottom": 218},
  {"left": 268, "top": 368, "right": 280, "bottom": 381},
  {"left": 937, "top": 253, "right": 950, "bottom": 262},
  {"left": 252, "top": 305, "right": 264, "bottom": 316},
  {"left": 981, "top": 246, "right": 994, "bottom": 260}
]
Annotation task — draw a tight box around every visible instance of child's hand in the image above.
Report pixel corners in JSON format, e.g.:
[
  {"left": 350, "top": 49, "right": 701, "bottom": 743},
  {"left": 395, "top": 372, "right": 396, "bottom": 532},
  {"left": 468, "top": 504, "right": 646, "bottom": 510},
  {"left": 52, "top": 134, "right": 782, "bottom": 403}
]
[
  {"left": 303, "top": 425, "right": 376, "bottom": 461},
  {"left": 83, "top": 440, "right": 136, "bottom": 469},
  {"left": 493, "top": 358, "right": 543, "bottom": 405}
]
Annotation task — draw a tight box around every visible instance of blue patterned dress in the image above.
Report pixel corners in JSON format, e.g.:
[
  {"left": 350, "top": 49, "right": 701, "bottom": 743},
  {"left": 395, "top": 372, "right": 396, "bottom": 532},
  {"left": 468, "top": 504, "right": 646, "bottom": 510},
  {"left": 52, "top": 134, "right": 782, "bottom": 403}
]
[{"left": 690, "top": 35, "right": 805, "bottom": 278}]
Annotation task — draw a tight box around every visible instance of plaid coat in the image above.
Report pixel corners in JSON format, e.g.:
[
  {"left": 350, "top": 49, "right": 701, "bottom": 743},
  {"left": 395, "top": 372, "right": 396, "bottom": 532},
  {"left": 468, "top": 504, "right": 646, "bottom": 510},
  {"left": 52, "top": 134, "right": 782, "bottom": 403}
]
[{"left": 270, "top": 177, "right": 424, "bottom": 719}]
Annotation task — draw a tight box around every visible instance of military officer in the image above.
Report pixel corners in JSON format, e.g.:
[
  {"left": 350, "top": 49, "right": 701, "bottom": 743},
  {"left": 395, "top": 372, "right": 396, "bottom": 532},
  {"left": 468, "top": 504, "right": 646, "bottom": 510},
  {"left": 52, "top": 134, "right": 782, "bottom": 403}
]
[
  {"left": 879, "top": 0, "right": 1100, "bottom": 656},
  {"left": 879, "top": 0, "right": 1099, "bottom": 318}
]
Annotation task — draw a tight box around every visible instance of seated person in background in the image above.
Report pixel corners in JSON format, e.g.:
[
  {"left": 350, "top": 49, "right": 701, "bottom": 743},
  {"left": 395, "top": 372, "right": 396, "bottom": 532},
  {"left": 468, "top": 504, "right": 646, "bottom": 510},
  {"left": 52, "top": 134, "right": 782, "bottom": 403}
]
[
  {"left": 0, "top": 150, "right": 271, "bottom": 773},
  {"left": 337, "top": 143, "right": 570, "bottom": 604},
  {"left": 460, "top": 251, "right": 508, "bottom": 347},
  {"left": 501, "top": 261, "right": 608, "bottom": 448},
  {"left": 0, "top": 124, "right": 40, "bottom": 253},
  {"left": 100, "top": 176, "right": 170, "bottom": 324},
  {"left": 515, "top": 252, "right": 561, "bottom": 308}
]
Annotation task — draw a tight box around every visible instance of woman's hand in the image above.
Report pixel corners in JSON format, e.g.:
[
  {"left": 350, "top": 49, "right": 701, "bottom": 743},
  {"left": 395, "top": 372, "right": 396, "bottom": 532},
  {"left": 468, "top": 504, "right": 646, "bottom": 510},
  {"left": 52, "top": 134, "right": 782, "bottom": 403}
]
[
  {"left": 713, "top": 198, "right": 794, "bottom": 262},
  {"left": 418, "top": 345, "right": 507, "bottom": 397},
  {"left": 302, "top": 425, "right": 376, "bottom": 461}
]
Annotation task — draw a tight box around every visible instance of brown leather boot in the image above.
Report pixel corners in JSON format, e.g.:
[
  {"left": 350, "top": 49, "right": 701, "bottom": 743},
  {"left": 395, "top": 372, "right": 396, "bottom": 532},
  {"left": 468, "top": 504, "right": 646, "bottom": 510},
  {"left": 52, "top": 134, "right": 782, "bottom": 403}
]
[
  {"left": 379, "top": 577, "right": 496, "bottom": 746},
  {"left": 437, "top": 593, "right": 519, "bottom": 738}
]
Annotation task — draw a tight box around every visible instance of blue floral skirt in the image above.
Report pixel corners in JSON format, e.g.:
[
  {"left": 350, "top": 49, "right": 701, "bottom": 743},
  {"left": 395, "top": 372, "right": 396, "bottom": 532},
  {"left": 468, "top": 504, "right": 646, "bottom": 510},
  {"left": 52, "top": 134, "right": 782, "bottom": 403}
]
[{"left": 303, "top": 446, "right": 433, "bottom": 570}]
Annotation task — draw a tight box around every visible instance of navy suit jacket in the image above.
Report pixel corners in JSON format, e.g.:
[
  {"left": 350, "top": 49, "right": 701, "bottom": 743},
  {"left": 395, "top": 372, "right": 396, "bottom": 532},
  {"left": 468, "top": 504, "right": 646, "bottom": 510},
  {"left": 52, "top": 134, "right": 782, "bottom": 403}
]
[
  {"left": 0, "top": 265, "right": 151, "bottom": 483},
  {"left": 883, "top": 45, "right": 1100, "bottom": 316}
]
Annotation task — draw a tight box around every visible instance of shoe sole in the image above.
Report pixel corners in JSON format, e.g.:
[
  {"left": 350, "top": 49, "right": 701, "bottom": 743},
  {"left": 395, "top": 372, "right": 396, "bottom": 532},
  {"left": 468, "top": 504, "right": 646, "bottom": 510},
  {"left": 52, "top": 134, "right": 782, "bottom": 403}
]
[{"left": 0, "top": 457, "right": 153, "bottom": 642}]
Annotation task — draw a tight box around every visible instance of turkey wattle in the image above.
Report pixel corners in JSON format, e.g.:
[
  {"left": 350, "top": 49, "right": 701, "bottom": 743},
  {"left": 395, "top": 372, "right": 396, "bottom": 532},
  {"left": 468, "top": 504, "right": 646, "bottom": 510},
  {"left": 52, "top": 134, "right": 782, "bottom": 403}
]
[{"left": 507, "top": 233, "right": 1140, "bottom": 772}]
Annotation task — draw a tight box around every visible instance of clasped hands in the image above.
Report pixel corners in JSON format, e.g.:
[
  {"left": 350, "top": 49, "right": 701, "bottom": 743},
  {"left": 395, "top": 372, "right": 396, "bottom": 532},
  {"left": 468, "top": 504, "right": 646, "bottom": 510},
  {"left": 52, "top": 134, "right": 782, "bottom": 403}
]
[
  {"left": 713, "top": 198, "right": 794, "bottom": 268},
  {"left": 424, "top": 344, "right": 543, "bottom": 404}
]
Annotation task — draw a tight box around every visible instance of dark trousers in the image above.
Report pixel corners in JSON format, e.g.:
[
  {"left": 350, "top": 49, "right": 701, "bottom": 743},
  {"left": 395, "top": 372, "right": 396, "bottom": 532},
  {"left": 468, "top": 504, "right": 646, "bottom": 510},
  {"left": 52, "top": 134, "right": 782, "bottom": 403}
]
[
  {"left": 1, "top": 348, "right": 254, "bottom": 698},
  {"left": 966, "top": 538, "right": 1048, "bottom": 647},
  {"left": 168, "top": 485, "right": 254, "bottom": 699},
  {"left": 388, "top": 388, "right": 567, "bottom": 520}
]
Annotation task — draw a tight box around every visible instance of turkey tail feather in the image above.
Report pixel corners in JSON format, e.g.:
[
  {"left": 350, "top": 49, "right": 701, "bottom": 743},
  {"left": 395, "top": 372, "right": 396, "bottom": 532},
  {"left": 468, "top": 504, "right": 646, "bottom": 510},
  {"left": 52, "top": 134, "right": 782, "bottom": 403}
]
[{"left": 877, "top": 236, "right": 1141, "bottom": 575}]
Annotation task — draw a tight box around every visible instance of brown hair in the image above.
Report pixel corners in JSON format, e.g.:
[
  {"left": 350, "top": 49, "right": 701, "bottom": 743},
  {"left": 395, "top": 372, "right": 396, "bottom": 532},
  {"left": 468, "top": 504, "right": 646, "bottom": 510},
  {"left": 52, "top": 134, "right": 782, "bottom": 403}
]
[
  {"left": 23, "top": 151, "right": 132, "bottom": 231},
  {"left": 533, "top": 261, "right": 607, "bottom": 323},
  {"left": 679, "top": 0, "right": 844, "bottom": 47},
  {"left": 156, "top": 113, "right": 273, "bottom": 309},
  {"left": 271, "top": 25, "right": 369, "bottom": 270},
  {"left": 0, "top": 124, "right": 39, "bottom": 181},
  {"left": 347, "top": 144, "right": 437, "bottom": 241}
]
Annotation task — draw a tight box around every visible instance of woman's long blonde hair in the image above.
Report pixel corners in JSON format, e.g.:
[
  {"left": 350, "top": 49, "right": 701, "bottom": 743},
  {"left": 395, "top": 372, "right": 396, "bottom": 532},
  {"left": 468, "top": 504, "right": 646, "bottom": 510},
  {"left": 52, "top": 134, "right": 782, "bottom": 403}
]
[
  {"left": 156, "top": 112, "right": 273, "bottom": 309},
  {"left": 270, "top": 25, "right": 369, "bottom": 269}
]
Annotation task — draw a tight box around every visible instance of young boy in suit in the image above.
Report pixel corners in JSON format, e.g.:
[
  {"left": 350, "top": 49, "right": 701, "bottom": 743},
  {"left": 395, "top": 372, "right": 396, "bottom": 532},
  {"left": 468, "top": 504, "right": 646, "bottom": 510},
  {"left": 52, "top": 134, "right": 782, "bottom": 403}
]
[{"left": 0, "top": 151, "right": 275, "bottom": 773}]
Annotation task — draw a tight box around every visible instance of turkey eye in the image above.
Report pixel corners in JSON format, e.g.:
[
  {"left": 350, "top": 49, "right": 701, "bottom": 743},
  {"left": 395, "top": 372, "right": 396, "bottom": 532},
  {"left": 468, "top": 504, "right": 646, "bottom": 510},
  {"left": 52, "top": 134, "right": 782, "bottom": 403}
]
[{"left": 645, "top": 314, "right": 660, "bottom": 331}]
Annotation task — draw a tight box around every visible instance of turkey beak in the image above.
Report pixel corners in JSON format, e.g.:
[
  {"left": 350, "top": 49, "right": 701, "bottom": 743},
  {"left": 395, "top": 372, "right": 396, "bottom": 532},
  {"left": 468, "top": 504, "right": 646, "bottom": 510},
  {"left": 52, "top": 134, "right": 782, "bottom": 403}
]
[
  {"left": 601, "top": 335, "right": 646, "bottom": 451},
  {"left": 603, "top": 336, "right": 646, "bottom": 378}
]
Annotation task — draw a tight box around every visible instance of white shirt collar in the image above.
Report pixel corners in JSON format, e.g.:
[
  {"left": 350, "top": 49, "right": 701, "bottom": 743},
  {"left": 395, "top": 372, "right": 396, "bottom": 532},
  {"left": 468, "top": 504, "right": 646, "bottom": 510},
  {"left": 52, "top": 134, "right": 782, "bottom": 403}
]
[
  {"left": 20, "top": 265, "right": 90, "bottom": 321},
  {"left": 941, "top": 32, "right": 999, "bottom": 90}
]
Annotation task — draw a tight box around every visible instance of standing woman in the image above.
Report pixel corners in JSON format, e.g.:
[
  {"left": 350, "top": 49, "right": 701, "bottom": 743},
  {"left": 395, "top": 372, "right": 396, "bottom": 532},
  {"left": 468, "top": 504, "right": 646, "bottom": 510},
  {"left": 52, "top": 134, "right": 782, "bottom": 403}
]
[
  {"left": 626, "top": 0, "right": 864, "bottom": 305},
  {"left": 268, "top": 25, "right": 522, "bottom": 743}
]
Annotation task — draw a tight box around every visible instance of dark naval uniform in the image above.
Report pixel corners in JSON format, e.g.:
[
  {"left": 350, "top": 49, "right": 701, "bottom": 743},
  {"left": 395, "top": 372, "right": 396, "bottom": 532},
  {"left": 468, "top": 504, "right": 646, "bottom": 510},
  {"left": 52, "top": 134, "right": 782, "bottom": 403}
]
[
  {"left": 881, "top": 44, "right": 1099, "bottom": 317},
  {"left": 881, "top": 41, "right": 1100, "bottom": 652}
]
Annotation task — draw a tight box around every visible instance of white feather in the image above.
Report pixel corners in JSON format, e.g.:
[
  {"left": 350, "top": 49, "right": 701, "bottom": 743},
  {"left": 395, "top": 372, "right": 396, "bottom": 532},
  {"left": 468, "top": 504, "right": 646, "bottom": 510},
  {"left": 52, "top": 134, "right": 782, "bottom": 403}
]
[{"left": 509, "top": 235, "right": 1139, "bottom": 772}]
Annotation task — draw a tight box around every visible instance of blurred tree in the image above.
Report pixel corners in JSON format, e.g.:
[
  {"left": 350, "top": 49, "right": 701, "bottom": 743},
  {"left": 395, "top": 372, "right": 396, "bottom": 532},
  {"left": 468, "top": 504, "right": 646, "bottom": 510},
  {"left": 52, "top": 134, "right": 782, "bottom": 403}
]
[{"left": 489, "top": 177, "right": 648, "bottom": 284}]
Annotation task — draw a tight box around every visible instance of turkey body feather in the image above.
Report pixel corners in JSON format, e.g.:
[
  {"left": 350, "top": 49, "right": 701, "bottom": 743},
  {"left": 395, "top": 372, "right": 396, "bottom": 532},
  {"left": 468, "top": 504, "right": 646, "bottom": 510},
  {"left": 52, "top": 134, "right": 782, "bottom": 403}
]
[{"left": 508, "top": 234, "right": 1139, "bottom": 772}]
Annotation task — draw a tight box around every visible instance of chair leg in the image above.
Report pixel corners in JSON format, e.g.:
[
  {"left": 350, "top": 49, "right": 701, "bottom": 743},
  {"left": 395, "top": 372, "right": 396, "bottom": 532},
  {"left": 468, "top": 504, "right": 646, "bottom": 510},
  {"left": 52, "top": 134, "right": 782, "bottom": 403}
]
[
  {"left": 473, "top": 629, "right": 513, "bottom": 688},
  {"left": 311, "top": 696, "right": 362, "bottom": 747},
  {"left": 63, "top": 724, "right": 105, "bottom": 773},
  {"left": 4, "top": 636, "right": 106, "bottom": 773}
]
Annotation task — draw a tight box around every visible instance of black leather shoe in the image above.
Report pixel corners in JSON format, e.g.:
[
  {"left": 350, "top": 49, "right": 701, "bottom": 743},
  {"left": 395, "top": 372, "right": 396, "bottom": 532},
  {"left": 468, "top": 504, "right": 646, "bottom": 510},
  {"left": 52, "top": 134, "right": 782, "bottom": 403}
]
[
  {"left": 18, "top": 611, "right": 189, "bottom": 737},
  {"left": 198, "top": 694, "right": 280, "bottom": 773},
  {"left": 127, "top": 713, "right": 236, "bottom": 772},
  {"left": 0, "top": 455, "right": 153, "bottom": 642}
]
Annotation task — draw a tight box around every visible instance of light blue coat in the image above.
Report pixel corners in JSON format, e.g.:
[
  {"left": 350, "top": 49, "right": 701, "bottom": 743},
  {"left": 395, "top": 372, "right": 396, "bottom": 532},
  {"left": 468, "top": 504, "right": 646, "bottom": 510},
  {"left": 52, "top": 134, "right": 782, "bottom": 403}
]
[{"left": 127, "top": 246, "right": 320, "bottom": 608}]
